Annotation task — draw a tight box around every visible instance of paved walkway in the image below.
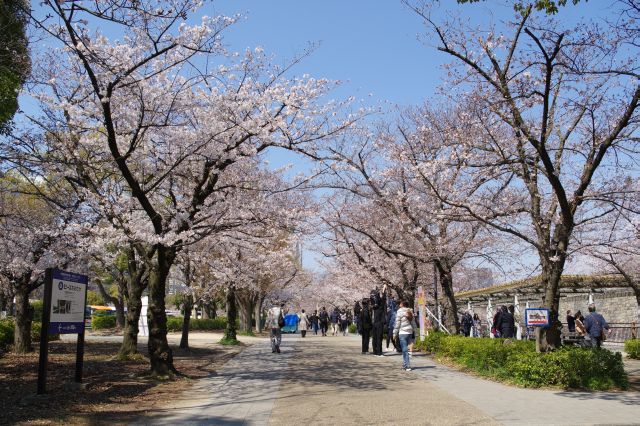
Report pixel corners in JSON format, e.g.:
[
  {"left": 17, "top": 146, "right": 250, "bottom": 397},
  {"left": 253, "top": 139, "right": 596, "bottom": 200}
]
[{"left": 138, "top": 334, "right": 640, "bottom": 425}]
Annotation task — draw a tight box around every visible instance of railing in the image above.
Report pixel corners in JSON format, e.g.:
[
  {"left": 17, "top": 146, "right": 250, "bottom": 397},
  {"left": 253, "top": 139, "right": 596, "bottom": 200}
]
[{"left": 561, "top": 322, "right": 638, "bottom": 343}]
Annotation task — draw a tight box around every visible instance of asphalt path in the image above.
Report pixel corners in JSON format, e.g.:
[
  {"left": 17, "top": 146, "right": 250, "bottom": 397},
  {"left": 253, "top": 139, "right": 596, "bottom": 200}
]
[{"left": 76, "top": 332, "right": 640, "bottom": 425}]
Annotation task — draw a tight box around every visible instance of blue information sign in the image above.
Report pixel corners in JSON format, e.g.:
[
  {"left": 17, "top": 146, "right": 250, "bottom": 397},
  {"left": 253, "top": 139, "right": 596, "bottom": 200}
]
[
  {"left": 524, "top": 308, "right": 550, "bottom": 327},
  {"left": 48, "top": 269, "right": 88, "bottom": 334}
]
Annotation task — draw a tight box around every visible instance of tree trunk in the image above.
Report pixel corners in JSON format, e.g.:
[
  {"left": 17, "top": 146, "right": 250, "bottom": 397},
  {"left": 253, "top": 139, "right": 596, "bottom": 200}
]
[
  {"left": 436, "top": 262, "right": 460, "bottom": 334},
  {"left": 236, "top": 290, "right": 255, "bottom": 334},
  {"left": 118, "top": 286, "right": 143, "bottom": 359},
  {"left": 536, "top": 259, "right": 564, "bottom": 352},
  {"left": 179, "top": 294, "right": 193, "bottom": 349},
  {"left": 255, "top": 295, "right": 264, "bottom": 333},
  {"left": 13, "top": 285, "right": 33, "bottom": 353},
  {"left": 203, "top": 299, "right": 216, "bottom": 319},
  {"left": 96, "top": 279, "right": 126, "bottom": 329},
  {"left": 223, "top": 286, "right": 237, "bottom": 342},
  {"left": 147, "top": 245, "right": 176, "bottom": 376}
]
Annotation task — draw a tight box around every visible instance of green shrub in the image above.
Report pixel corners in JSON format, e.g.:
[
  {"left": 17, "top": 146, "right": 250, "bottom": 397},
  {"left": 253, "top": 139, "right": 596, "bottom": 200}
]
[
  {"left": 167, "top": 316, "right": 182, "bottom": 332},
  {"left": 348, "top": 323, "right": 357, "bottom": 334},
  {"left": 417, "top": 334, "right": 626, "bottom": 391},
  {"left": 92, "top": 315, "right": 116, "bottom": 329},
  {"left": 31, "top": 322, "right": 60, "bottom": 342},
  {"left": 625, "top": 339, "right": 640, "bottom": 359},
  {"left": 31, "top": 300, "right": 44, "bottom": 322},
  {"left": 0, "top": 318, "right": 14, "bottom": 351},
  {"left": 166, "top": 316, "right": 228, "bottom": 332},
  {"left": 415, "top": 331, "right": 447, "bottom": 353}
]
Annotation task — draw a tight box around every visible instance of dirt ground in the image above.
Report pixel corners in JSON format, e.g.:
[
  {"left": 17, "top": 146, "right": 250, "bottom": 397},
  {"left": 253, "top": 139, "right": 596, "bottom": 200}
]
[{"left": 0, "top": 339, "right": 245, "bottom": 425}]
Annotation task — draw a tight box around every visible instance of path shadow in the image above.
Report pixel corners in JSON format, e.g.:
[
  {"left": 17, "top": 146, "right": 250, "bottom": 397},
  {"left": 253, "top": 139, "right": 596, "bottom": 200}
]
[
  {"left": 553, "top": 390, "right": 640, "bottom": 406},
  {"left": 137, "top": 413, "right": 246, "bottom": 425}
]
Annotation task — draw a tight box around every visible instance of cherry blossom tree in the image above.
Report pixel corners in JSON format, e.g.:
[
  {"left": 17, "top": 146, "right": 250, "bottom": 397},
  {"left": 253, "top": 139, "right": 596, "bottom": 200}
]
[
  {"left": 317, "top": 116, "right": 499, "bottom": 332},
  {"left": 0, "top": 170, "right": 86, "bottom": 352},
  {"left": 407, "top": 1, "right": 640, "bottom": 349},
  {"left": 23, "top": 1, "right": 356, "bottom": 375}
]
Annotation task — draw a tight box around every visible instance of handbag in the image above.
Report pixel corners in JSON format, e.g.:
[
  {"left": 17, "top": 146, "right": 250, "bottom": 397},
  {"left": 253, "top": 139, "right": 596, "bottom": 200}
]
[
  {"left": 278, "top": 311, "right": 285, "bottom": 328},
  {"left": 598, "top": 317, "right": 607, "bottom": 341}
]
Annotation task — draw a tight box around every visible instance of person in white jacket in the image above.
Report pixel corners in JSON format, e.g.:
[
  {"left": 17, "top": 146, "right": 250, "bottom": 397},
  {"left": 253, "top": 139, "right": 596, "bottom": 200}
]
[
  {"left": 298, "top": 309, "right": 310, "bottom": 338},
  {"left": 266, "top": 303, "right": 284, "bottom": 353},
  {"left": 393, "top": 300, "right": 417, "bottom": 371}
]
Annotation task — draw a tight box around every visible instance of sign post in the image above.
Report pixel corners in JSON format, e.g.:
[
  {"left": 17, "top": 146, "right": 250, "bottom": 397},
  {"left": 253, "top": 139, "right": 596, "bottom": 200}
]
[
  {"left": 37, "top": 268, "right": 88, "bottom": 394},
  {"left": 416, "top": 286, "right": 426, "bottom": 339}
]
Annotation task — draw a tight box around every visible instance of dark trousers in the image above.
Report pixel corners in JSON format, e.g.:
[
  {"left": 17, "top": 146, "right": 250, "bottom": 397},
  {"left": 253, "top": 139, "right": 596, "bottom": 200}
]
[
  {"left": 361, "top": 328, "right": 370, "bottom": 352},
  {"left": 372, "top": 322, "right": 383, "bottom": 354},
  {"left": 320, "top": 321, "right": 328, "bottom": 335}
]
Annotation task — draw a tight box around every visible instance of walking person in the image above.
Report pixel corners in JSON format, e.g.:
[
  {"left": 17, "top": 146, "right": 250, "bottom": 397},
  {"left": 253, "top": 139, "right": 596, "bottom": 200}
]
[
  {"left": 340, "top": 310, "right": 349, "bottom": 336},
  {"left": 319, "top": 306, "right": 329, "bottom": 337},
  {"left": 472, "top": 313, "right": 481, "bottom": 337},
  {"left": 310, "top": 310, "right": 319, "bottom": 335},
  {"left": 330, "top": 307, "right": 340, "bottom": 336},
  {"left": 393, "top": 300, "right": 417, "bottom": 371},
  {"left": 497, "top": 305, "right": 515, "bottom": 338},
  {"left": 386, "top": 297, "right": 400, "bottom": 353},
  {"left": 360, "top": 298, "right": 372, "bottom": 354},
  {"left": 461, "top": 310, "right": 473, "bottom": 337},
  {"left": 299, "top": 309, "right": 310, "bottom": 338},
  {"left": 583, "top": 303, "right": 609, "bottom": 349},
  {"left": 266, "top": 303, "right": 284, "bottom": 353},
  {"left": 353, "top": 300, "right": 362, "bottom": 335}
]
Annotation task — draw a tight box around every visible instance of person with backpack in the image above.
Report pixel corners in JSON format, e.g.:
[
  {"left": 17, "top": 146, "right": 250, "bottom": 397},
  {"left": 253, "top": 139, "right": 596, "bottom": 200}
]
[
  {"left": 393, "top": 300, "right": 417, "bottom": 371},
  {"left": 340, "top": 310, "right": 349, "bottom": 336},
  {"left": 266, "top": 303, "right": 285, "bottom": 353},
  {"left": 496, "top": 305, "right": 515, "bottom": 338},
  {"left": 583, "top": 303, "right": 610, "bottom": 348},
  {"left": 319, "top": 306, "right": 329, "bottom": 337}
]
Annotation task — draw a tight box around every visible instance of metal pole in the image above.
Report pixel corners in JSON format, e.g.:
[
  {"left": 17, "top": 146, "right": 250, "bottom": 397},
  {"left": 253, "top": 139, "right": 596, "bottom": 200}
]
[
  {"left": 75, "top": 281, "right": 88, "bottom": 383},
  {"left": 37, "top": 268, "right": 53, "bottom": 394}
]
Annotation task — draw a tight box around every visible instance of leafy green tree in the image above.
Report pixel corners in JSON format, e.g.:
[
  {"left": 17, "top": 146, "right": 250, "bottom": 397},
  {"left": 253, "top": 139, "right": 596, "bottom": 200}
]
[
  {"left": 0, "top": 0, "right": 29, "bottom": 134},
  {"left": 86, "top": 290, "right": 105, "bottom": 306},
  {"left": 456, "top": 0, "right": 584, "bottom": 14}
]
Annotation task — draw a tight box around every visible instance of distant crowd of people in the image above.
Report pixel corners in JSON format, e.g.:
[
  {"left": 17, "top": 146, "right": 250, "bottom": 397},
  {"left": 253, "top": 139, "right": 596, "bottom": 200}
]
[
  {"left": 265, "top": 296, "right": 609, "bottom": 361},
  {"left": 456, "top": 303, "right": 609, "bottom": 349}
]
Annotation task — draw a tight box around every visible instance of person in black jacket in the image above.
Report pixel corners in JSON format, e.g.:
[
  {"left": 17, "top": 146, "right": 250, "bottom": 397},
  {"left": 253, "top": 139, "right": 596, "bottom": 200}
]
[
  {"left": 360, "top": 298, "right": 372, "bottom": 354},
  {"left": 461, "top": 311, "right": 473, "bottom": 337},
  {"left": 371, "top": 286, "right": 387, "bottom": 356},
  {"left": 497, "top": 305, "right": 515, "bottom": 338},
  {"left": 566, "top": 310, "right": 576, "bottom": 333},
  {"left": 319, "top": 306, "right": 329, "bottom": 337},
  {"left": 310, "top": 310, "right": 319, "bottom": 335}
]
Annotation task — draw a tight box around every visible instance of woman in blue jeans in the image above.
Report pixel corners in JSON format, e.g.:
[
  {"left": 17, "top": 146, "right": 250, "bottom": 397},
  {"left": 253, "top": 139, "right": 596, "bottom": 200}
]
[{"left": 393, "top": 300, "right": 417, "bottom": 371}]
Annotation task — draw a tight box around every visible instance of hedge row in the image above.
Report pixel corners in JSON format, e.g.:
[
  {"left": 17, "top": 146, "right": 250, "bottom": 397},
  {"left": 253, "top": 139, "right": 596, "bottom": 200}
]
[
  {"left": 415, "top": 332, "right": 628, "bottom": 391},
  {"left": 0, "top": 318, "right": 59, "bottom": 351},
  {"left": 92, "top": 315, "right": 117, "bottom": 330},
  {"left": 166, "top": 316, "right": 227, "bottom": 332},
  {"left": 625, "top": 339, "right": 640, "bottom": 359}
]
